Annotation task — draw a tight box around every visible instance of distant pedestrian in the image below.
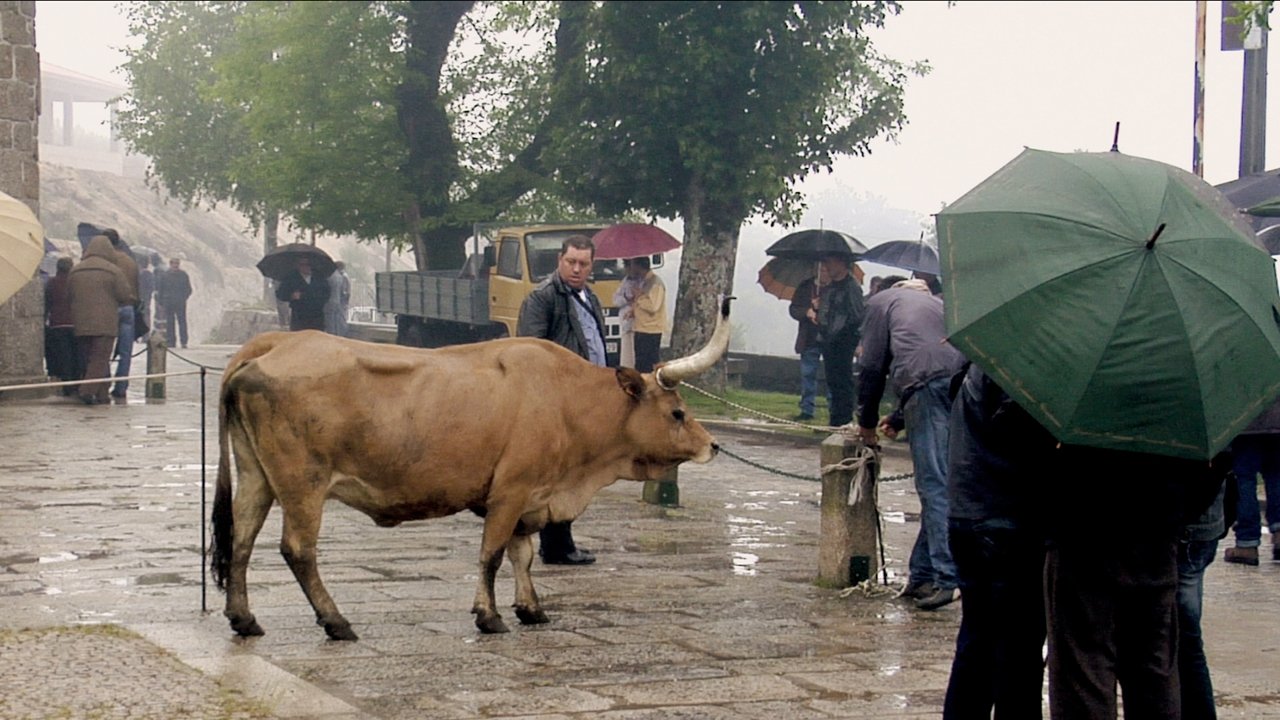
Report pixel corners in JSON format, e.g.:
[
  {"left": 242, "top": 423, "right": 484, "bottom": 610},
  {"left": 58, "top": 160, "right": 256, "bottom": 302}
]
[
  {"left": 1224, "top": 396, "right": 1280, "bottom": 566},
  {"left": 68, "top": 236, "right": 131, "bottom": 405},
  {"left": 276, "top": 256, "right": 329, "bottom": 331},
  {"left": 157, "top": 257, "right": 193, "bottom": 348},
  {"left": 324, "top": 261, "right": 351, "bottom": 337},
  {"left": 137, "top": 255, "right": 155, "bottom": 330},
  {"left": 102, "top": 229, "right": 140, "bottom": 400},
  {"left": 613, "top": 257, "right": 666, "bottom": 372},
  {"left": 44, "top": 256, "right": 82, "bottom": 394},
  {"left": 815, "top": 254, "right": 866, "bottom": 427},
  {"left": 788, "top": 264, "right": 828, "bottom": 421}
]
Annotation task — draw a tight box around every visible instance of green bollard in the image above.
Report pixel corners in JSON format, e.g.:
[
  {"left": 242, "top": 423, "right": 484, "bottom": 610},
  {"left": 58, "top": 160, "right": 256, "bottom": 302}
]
[
  {"left": 642, "top": 466, "right": 680, "bottom": 507},
  {"left": 146, "top": 332, "right": 167, "bottom": 401}
]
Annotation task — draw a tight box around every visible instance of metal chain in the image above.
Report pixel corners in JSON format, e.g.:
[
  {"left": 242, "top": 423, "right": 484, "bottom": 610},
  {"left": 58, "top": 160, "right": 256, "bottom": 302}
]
[{"left": 683, "top": 382, "right": 914, "bottom": 483}]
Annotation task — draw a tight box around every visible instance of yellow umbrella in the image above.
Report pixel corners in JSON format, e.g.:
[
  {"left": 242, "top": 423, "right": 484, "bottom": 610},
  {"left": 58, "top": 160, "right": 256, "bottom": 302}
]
[{"left": 0, "top": 191, "right": 44, "bottom": 305}]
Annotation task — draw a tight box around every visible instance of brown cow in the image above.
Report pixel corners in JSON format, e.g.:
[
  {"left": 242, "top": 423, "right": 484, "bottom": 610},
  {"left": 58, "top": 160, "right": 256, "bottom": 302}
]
[{"left": 210, "top": 299, "right": 731, "bottom": 639}]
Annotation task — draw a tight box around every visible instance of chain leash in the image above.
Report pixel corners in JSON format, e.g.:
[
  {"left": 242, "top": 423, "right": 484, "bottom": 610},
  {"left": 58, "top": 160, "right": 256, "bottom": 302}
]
[{"left": 682, "top": 382, "right": 913, "bottom": 483}]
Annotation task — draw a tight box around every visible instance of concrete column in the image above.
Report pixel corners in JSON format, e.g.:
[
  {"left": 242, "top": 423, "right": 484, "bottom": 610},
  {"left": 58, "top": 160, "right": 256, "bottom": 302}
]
[
  {"left": 817, "top": 433, "right": 880, "bottom": 587},
  {"left": 0, "top": 1, "right": 46, "bottom": 398}
]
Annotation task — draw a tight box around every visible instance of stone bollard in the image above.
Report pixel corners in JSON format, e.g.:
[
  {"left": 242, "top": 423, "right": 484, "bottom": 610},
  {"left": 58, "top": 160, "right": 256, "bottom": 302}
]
[
  {"left": 642, "top": 466, "right": 680, "bottom": 507},
  {"left": 146, "top": 331, "right": 167, "bottom": 401},
  {"left": 817, "top": 433, "right": 880, "bottom": 587}
]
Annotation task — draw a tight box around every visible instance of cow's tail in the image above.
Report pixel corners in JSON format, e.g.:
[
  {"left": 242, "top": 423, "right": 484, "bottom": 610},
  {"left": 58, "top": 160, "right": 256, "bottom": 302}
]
[
  {"left": 209, "top": 367, "right": 238, "bottom": 592},
  {"left": 210, "top": 338, "right": 271, "bottom": 592}
]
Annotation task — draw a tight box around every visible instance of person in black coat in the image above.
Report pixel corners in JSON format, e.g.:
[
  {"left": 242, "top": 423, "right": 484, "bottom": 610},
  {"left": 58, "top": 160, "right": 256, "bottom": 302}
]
[{"left": 275, "top": 257, "right": 330, "bottom": 331}]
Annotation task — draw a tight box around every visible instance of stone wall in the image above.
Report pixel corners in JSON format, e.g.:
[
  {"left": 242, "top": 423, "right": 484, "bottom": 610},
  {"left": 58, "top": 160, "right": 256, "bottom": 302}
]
[{"left": 0, "top": 1, "right": 44, "bottom": 396}]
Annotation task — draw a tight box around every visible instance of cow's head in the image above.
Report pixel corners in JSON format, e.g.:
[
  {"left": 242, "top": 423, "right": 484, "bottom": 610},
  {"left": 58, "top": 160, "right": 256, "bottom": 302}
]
[{"left": 615, "top": 297, "right": 732, "bottom": 480}]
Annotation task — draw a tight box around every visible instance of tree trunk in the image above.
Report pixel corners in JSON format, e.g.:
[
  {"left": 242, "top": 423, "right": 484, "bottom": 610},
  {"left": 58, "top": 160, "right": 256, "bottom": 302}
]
[
  {"left": 397, "top": 1, "right": 472, "bottom": 272},
  {"left": 671, "top": 176, "right": 742, "bottom": 394},
  {"left": 261, "top": 207, "right": 279, "bottom": 306}
]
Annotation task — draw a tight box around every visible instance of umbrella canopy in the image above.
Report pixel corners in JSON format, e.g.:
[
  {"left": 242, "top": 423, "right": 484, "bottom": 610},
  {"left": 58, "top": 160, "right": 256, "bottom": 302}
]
[
  {"left": 758, "top": 257, "right": 819, "bottom": 301},
  {"left": 765, "top": 229, "right": 868, "bottom": 261},
  {"left": 256, "top": 243, "right": 336, "bottom": 282},
  {"left": 757, "top": 257, "right": 863, "bottom": 301},
  {"left": 938, "top": 148, "right": 1280, "bottom": 460},
  {"left": 1246, "top": 197, "right": 1280, "bottom": 217},
  {"left": 0, "top": 192, "right": 44, "bottom": 305},
  {"left": 859, "top": 238, "right": 941, "bottom": 275},
  {"left": 591, "top": 223, "right": 681, "bottom": 260}
]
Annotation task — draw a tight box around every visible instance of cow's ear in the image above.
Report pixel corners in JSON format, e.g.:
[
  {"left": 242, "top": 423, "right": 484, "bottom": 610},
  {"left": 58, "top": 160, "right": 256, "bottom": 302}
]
[{"left": 616, "top": 367, "right": 646, "bottom": 400}]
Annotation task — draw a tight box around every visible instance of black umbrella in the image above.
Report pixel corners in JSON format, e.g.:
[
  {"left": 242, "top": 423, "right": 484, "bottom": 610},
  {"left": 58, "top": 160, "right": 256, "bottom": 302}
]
[
  {"left": 76, "top": 221, "right": 132, "bottom": 256},
  {"left": 764, "top": 229, "right": 868, "bottom": 261},
  {"left": 859, "top": 239, "right": 940, "bottom": 275},
  {"left": 1215, "top": 171, "right": 1280, "bottom": 253},
  {"left": 257, "top": 243, "right": 336, "bottom": 282}
]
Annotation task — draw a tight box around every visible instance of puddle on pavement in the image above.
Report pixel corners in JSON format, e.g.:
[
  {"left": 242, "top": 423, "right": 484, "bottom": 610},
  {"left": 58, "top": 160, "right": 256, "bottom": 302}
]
[
  {"left": 731, "top": 551, "right": 758, "bottom": 576},
  {"left": 38, "top": 551, "right": 79, "bottom": 564}
]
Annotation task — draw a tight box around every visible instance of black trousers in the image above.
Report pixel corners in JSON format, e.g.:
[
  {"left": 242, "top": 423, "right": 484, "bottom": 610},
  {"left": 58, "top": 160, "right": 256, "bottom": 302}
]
[
  {"left": 823, "top": 337, "right": 856, "bottom": 426},
  {"left": 539, "top": 521, "right": 578, "bottom": 558},
  {"left": 634, "top": 332, "right": 661, "bottom": 373}
]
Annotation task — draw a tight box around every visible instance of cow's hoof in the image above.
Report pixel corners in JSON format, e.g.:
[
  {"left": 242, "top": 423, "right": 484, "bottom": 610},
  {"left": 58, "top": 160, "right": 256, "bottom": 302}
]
[
  {"left": 515, "top": 605, "right": 549, "bottom": 625},
  {"left": 474, "top": 612, "right": 510, "bottom": 634},
  {"left": 229, "top": 616, "right": 265, "bottom": 637},
  {"left": 320, "top": 618, "right": 358, "bottom": 642}
]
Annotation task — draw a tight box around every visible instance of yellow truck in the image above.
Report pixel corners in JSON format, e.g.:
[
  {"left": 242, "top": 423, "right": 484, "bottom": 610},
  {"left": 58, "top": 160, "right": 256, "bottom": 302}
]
[{"left": 375, "top": 223, "right": 655, "bottom": 364}]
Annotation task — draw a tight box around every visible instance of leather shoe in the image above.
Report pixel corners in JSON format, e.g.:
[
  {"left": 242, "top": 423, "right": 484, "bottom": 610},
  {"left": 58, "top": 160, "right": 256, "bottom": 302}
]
[
  {"left": 916, "top": 586, "right": 960, "bottom": 611},
  {"left": 542, "top": 548, "right": 596, "bottom": 565},
  {"left": 1224, "top": 546, "right": 1259, "bottom": 566},
  {"left": 895, "top": 580, "right": 935, "bottom": 600}
]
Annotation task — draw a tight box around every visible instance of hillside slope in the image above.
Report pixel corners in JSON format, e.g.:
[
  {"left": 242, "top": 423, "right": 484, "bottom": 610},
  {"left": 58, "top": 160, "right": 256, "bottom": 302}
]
[{"left": 38, "top": 163, "right": 405, "bottom": 344}]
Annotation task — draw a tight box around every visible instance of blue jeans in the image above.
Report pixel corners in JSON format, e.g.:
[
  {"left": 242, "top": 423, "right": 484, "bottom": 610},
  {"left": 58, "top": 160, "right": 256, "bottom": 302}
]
[
  {"left": 904, "top": 376, "right": 958, "bottom": 589},
  {"left": 1177, "top": 538, "right": 1219, "bottom": 720},
  {"left": 945, "top": 519, "right": 1046, "bottom": 719},
  {"left": 1231, "top": 435, "right": 1280, "bottom": 547},
  {"left": 799, "top": 346, "right": 823, "bottom": 416},
  {"left": 112, "top": 305, "right": 135, "bottom": 397}
]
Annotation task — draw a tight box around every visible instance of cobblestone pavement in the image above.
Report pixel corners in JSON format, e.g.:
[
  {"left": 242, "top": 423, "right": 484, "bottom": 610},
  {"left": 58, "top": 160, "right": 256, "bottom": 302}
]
[{"left": 1, "top": 344, "right": 1278, "bottom": 719}]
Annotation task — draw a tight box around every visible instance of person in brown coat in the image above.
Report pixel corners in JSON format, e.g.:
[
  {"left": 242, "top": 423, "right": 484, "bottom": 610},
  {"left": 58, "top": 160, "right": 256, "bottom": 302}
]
[
  {"left": 69, "top": 235, "right": 131, "bottom": 405},
  {"left": 102, "top": 229, "right": 140, "bottom": 398}
]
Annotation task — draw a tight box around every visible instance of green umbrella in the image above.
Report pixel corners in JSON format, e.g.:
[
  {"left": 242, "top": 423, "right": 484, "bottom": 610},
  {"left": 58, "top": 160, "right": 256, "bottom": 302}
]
[
  {"left": 937, "top": 148, "right": 1280, "bottom": 459},
  {"left": 1246, "top": 197, "right": 1280, "bottom": 217}
]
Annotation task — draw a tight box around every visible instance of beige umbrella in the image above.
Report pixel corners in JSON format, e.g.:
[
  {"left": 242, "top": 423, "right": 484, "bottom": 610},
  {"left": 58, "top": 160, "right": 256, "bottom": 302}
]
[{"left": 0, "top": 191, "right": 44, "bottom": 305}]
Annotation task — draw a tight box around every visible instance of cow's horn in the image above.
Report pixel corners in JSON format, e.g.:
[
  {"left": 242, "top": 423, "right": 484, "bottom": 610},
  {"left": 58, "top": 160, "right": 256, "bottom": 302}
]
[{"left": 655, "top": 296, "right": 733, "bottom": 390}]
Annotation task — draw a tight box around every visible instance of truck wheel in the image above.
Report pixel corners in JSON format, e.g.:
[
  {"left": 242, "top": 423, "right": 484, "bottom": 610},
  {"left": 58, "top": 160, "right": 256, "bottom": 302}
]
[{"left": 399, "top": 322, "right": 426, "bottom": 348}]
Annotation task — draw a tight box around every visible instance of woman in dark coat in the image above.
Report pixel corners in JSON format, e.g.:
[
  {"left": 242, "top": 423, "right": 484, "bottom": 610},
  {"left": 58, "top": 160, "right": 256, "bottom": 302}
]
[{"left": 274, "top": 257, "right": 330, "bottom": 331}]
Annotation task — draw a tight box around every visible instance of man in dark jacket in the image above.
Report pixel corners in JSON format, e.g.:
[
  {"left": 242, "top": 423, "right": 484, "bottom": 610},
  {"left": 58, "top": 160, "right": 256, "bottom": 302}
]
[
  {"left": 275, "top": 257, "right": 328, "bottom": 332},
  {"left": 157, "top": 257, "right": 194, "bottom": 346},
  {"left": 816, "top": 254, "right": 865, "bottom": 427},
  {"left": 516, "top": 234, "right": 609, "bottom": 565},
  {"left": 943, "top": 365, "right": 1057, "bottom": 717},
  {"left": 788, "top": 266, "right": 826, "bottom": 421}
]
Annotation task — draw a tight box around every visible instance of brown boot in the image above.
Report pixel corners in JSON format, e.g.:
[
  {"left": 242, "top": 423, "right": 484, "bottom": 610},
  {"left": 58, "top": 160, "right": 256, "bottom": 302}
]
[{"left": 1224, "top": 546, "right": 1259, "bottom": 566}]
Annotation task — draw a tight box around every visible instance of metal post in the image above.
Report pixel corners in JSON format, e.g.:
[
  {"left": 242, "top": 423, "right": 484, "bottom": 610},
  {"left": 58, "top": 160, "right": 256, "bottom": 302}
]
[
  {"left": 200, "top": 366, "right": 207, "bottom": 613},
  {"left": 1194, "top": 1, "right": 1208, "bottom": 177},
  {"left": 1240, "top": 36, "right": 1268, "bottom": 176}
]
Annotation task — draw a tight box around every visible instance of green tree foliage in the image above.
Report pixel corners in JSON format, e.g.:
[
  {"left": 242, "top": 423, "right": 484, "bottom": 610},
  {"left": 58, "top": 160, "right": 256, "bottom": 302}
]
[
  {"left": 212, "top": 1, "right": 411, "bottom": 241},
  {"left": 546, "top": 1, "right": 923, "bottom": 356},
  {"left": 119, "top": 1, "right": 590, "bottom": 272},
  {"left": 116, "top": 2, "right": 260, "bottom": 219}
]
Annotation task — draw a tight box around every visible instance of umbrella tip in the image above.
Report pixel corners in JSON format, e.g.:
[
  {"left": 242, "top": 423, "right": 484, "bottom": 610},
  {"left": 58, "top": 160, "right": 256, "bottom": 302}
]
[
  {"left": 1110, "top": 121, "right": 1121, "bottom": 152},
  {"left": 1146, "top": 223, "right": 1166, "bottom": 249}
]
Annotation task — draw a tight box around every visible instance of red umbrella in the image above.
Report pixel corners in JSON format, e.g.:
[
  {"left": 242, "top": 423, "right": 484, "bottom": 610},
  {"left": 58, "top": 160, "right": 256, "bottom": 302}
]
[{"left": 592, "top": 223, "right": 681, "bottom": 260}]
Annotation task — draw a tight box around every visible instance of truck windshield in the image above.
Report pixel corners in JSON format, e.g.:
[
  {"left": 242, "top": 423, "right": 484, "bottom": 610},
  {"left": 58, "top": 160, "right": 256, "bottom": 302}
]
[{"left": 526, "top": 230, "right": 627, "bottom": 283}]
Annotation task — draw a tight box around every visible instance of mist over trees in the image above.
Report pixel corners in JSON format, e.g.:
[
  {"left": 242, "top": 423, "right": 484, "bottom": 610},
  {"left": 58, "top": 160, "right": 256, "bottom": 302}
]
[{"left": 116, "top": 0, "right": 923, "bottom": 352}]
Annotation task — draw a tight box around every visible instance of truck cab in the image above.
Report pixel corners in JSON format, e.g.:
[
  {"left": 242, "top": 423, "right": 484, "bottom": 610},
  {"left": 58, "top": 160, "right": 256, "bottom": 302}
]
[{"left": 376, "top": 222, "right": 661, "bottom": 365}]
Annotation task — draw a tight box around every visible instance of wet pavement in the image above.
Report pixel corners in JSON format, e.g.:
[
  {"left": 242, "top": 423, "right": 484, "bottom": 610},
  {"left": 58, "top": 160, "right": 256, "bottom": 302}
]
[{"left": 1, "top": 344, "right": 1278, "bottom": 719}]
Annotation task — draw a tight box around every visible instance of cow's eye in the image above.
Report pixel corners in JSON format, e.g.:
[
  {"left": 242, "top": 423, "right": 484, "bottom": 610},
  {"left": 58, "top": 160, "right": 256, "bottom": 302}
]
[{"left": 672, "top": 408, "right": 685, "bottom": 422}]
